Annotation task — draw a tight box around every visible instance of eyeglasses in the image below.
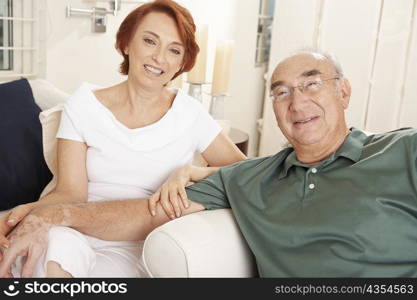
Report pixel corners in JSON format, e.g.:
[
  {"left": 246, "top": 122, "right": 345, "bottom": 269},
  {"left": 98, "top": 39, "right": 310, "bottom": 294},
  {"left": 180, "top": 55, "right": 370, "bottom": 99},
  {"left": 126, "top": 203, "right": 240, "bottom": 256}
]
[{"left": 270, "top": 76, "right": 340, "bottom": 103}]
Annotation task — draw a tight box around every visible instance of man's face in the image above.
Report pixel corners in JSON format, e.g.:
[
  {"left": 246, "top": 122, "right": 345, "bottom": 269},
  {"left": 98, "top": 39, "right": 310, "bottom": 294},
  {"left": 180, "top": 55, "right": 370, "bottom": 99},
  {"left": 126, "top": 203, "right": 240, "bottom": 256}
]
[{"left": 270, "top": 53, "right": 351, "bottom": 149}]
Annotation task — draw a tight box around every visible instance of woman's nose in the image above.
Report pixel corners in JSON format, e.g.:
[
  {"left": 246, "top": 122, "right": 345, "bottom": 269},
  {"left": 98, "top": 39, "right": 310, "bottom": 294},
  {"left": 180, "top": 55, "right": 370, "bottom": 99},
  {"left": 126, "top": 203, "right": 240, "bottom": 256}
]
[{"left": 152, "top": 47, "right": 165, "bottom": 64}]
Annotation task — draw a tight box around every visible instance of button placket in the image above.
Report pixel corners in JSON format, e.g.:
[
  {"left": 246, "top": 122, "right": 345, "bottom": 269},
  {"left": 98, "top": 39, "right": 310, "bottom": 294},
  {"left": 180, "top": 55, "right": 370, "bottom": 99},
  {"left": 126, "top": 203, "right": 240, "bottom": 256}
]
[{"left": 305, "top": 167, "right": 318, "bottom": 197}]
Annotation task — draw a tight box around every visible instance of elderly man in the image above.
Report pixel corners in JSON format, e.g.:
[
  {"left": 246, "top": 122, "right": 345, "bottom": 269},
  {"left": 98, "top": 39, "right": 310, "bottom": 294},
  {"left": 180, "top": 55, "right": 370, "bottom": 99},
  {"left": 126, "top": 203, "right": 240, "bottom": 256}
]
[
  {"left": 1, "top": 50, "right": 417, "bottom": 277},
  {"left": 184, "top": 51, "right": 417, "bottom": 277}
]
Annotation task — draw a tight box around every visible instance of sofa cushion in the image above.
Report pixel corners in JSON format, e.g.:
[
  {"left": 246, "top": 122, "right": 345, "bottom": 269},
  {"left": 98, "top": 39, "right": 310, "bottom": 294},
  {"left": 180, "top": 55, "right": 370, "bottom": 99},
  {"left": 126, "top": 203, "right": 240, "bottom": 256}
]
[{"left": 0, "top": 78, "right": 52, "bottom": 210}]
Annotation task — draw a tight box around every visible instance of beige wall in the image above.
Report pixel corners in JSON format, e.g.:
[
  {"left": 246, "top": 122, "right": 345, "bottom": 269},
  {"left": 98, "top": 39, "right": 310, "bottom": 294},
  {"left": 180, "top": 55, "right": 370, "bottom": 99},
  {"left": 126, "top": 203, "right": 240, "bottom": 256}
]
[
  {"left": 44, "top": 0, "right": 264, "bottom": 157},
  {"left": 44, "top": 0, "right": 135, "bottom": 92}
]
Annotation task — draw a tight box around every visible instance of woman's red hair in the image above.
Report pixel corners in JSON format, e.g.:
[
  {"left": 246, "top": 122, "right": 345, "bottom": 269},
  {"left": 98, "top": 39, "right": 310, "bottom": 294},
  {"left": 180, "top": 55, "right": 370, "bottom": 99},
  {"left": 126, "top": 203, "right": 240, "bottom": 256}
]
[{"left": 115, "top": 0, "right": 199, "bottom": 80}]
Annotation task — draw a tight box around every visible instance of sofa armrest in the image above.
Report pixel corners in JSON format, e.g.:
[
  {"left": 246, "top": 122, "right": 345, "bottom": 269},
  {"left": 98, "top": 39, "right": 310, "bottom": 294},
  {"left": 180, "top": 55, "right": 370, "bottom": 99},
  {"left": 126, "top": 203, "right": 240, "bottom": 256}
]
[{"left": 142, "top": 209, "right": 256, "bottom": 277}]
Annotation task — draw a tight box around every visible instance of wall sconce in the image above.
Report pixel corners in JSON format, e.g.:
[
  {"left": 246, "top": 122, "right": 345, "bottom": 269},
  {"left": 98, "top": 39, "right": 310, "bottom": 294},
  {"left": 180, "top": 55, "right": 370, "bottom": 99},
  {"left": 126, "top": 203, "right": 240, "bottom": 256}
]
[{"left": 66, "top": 0, "right": 122, "bottom": 33}]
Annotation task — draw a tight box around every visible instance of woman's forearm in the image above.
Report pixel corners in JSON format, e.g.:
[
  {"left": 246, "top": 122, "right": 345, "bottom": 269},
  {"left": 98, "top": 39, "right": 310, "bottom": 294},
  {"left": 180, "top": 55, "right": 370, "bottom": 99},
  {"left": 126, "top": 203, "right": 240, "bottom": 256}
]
[
  {"left": 188, "top": 165, "right": 220, "bottom": 182},
  {"left": 29, "top": 190, "right": 86, "bottom": 211}
]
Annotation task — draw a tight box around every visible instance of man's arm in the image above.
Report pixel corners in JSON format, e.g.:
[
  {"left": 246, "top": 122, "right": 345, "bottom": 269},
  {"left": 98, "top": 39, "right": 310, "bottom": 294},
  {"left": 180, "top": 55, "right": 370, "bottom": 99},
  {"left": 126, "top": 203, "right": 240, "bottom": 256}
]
[
  {"left": 0, "top": 198, "right": 204, "bottom": 277},
  {"left": 47, "top": 198, "right": 204, "bottom": 241}
]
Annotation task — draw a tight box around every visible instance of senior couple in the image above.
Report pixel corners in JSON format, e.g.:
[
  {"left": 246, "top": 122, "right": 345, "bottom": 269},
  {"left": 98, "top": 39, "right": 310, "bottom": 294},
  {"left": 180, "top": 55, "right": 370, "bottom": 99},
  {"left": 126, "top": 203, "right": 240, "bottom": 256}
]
[{"left": 1, "top": 0, "right": 417, "bottom": 278}]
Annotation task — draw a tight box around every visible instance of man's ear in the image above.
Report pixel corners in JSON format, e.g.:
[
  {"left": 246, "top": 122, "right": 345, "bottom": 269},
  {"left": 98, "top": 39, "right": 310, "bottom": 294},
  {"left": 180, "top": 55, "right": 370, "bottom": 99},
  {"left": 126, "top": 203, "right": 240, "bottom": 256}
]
[{"left": 339, "top": 78, "right": 351, "bottom": 109}]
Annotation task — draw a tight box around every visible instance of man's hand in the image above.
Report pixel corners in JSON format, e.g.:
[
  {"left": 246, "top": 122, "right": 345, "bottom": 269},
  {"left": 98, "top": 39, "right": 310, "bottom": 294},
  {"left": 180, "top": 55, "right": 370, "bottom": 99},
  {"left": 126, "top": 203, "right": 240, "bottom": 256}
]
[
  {"left": 0, "top": 214, "right": 11, "bottom": 259},
  {"left": 0, "top": 208, "right": 53, "bottom": 278},
  {"left": 0, "top": 204, "right": 37, "bottom": 261}
]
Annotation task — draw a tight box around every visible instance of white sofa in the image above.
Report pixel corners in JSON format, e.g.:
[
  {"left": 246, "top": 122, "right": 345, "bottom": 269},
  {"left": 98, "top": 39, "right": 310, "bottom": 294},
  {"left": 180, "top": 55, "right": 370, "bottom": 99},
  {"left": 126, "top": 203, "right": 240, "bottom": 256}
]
[
  {"left": 1, "top": 79, "right": 257, "bottom": 277},
  {"left": 143, "top": 209, "right": 256, "bottom": 277}
]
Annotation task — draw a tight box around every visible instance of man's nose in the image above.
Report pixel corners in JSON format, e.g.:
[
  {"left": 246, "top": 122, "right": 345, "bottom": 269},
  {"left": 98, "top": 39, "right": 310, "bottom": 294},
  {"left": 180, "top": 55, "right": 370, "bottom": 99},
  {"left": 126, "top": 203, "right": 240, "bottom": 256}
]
[{"left": 290, "top": 88, "right": 310, "bottom": 111}]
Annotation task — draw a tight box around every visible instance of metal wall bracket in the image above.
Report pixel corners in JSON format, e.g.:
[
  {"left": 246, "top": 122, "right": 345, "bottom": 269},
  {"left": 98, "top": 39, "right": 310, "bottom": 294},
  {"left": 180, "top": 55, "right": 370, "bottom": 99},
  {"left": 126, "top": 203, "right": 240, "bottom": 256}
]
[{"left": 66, "top": 0, "right": 121, "bottom": 33}]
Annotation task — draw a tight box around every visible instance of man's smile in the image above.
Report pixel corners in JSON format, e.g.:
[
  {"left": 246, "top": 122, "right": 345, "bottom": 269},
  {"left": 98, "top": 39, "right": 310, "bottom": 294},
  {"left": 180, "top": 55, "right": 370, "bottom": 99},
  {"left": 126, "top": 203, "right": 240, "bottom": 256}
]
[{"left": 293, "top": 116, "right": 320, "bottom": 126}]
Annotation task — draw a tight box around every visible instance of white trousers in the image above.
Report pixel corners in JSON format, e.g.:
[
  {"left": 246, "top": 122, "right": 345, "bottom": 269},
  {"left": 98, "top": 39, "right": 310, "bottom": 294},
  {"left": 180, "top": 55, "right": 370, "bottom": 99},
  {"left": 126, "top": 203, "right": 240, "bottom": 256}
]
[{"left": 13, "top": 226, "right": 148, "bottom": 278}]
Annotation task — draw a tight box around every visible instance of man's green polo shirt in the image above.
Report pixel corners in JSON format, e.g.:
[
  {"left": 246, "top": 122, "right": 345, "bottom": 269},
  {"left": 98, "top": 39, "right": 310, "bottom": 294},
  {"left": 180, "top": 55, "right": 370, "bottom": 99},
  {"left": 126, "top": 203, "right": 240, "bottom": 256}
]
[{"left": 186, "top": 128, "right": 417, "bottom": 277}]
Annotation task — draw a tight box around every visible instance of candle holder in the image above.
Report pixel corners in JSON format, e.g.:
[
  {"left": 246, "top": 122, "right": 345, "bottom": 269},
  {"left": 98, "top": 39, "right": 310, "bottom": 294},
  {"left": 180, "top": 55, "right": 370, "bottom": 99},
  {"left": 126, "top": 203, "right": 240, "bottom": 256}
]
[
  {"left": 188, "top": 83, "right": 203, "bottom": 102},
  {"left": 210, "top": 94, "right": 227, "bottom": 120}
]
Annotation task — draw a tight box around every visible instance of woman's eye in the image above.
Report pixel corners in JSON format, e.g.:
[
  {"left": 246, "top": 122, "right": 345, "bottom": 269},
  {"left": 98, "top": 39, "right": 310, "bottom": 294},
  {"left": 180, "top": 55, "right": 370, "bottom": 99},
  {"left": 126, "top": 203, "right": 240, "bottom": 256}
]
[
  {"left": 144, "top": 38, "right": 156, "bottom": 45},
  {"left": 170, "top": 49, "right": 181, "bottom": 55}
]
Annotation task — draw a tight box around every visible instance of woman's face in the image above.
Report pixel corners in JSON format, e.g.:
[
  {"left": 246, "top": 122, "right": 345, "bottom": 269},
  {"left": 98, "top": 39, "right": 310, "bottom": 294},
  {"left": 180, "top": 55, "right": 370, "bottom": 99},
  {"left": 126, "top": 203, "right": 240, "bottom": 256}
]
[{"left": 125, "top": 12, "right": 185, "bottom": 88}]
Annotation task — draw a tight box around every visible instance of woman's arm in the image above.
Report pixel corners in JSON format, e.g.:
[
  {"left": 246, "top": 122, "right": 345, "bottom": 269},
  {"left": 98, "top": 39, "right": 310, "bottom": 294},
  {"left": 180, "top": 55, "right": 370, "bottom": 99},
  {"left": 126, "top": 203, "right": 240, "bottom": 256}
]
[
  {"left": 190, "top": 132, "right": 247, "bottom": 179},
  {"left": 201, "top": 131, "right": 246, "bottom": 166},
  {"left": 36, "top": 138, "right": 89, "bottom": 204},
  {"left": 2, "top": 139, "right": 89, "bottom": 239},
  {"left": 149, "top": 132, "right": 246, "bottom": 218}
]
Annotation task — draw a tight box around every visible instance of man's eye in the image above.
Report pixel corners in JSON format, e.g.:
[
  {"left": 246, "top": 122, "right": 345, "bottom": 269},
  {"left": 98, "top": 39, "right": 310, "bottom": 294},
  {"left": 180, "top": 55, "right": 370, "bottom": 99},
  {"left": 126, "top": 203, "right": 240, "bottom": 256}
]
[
  {"left": 305, "top": 81, "right": 320, "bottom": 89},
  {"left": 275, "top": 90, "right": 289, "bottom": 99}
]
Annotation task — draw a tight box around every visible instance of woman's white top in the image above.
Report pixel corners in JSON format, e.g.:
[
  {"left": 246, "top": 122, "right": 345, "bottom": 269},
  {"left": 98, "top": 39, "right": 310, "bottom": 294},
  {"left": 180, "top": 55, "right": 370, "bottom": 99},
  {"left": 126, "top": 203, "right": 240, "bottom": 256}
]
[{"left": 56, "top": 83, "right": 221, "bottom": 202}]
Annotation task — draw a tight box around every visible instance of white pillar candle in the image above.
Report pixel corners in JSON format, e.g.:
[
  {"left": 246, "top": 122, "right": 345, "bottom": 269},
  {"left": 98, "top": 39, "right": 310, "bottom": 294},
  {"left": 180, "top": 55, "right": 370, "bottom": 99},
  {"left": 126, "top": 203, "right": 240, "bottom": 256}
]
[
  {"left": 211, "top": 40, "right": 234, "bottom": 95},
  {"left": 187, "top": 24, "right": 208, "bottom": 84}
]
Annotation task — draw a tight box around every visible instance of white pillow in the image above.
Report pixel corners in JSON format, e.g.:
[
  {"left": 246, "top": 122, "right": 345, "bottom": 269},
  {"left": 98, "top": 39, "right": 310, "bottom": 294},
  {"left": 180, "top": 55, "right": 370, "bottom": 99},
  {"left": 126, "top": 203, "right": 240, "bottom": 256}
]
[
  {"left": 38, "top": 104, "right": 63, "bottom": 198},
  {"left": 29, "top": 79, "right": 69, "bottom": 110}
]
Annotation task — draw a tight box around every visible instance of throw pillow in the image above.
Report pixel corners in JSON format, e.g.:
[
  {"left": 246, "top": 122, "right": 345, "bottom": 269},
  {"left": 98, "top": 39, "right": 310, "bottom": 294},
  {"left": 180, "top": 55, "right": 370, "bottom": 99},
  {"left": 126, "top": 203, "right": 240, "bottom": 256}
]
[
  {"left": 0, "top": 78, "right": 52, "bottom": 210},
  {"left": 38, "top": 104, "right": 63, "bottom": 198},
  {"left": 29, "top": 79, "right": 69, "bottom": 110}
]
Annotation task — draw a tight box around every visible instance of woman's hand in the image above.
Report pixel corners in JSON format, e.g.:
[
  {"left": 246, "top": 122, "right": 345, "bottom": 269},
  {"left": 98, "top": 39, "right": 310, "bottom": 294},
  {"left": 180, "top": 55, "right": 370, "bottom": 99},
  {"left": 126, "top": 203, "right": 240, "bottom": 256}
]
[
  {"left": 148, "top": 165, "right": 193, "bottom": 219},
  {"left": 0, "top": 203, "right": 36, "bottom": 259}
]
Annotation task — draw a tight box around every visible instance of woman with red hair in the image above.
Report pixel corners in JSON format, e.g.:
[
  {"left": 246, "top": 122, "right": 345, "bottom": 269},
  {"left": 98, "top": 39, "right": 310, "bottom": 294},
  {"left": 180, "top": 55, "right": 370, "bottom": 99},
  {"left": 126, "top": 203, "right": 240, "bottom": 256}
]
[{"left": 2, "top": 0, "right": 245, "bottom": 277}]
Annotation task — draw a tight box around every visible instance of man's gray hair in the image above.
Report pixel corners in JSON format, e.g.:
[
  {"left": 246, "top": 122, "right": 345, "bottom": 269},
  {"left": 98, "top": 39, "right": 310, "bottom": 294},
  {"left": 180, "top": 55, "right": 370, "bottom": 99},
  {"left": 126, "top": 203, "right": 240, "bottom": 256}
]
[{"left": 290, "top": 48, "right": 344, "bottom": 78}]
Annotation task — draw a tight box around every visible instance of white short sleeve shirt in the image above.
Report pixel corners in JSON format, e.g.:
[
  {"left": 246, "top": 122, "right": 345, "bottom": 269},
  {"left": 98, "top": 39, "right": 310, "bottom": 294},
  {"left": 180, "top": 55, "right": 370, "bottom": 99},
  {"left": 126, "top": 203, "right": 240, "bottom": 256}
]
[{"left": 57, "top": 83, "right": 221, "bottom": 201}]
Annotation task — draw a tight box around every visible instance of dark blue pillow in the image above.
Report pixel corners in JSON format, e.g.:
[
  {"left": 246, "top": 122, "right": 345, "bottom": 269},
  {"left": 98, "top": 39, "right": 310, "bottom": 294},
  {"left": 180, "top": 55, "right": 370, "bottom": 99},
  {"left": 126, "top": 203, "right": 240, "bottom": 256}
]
[{"left": 0, "top": 78, "right": 52, "bottom": 210}]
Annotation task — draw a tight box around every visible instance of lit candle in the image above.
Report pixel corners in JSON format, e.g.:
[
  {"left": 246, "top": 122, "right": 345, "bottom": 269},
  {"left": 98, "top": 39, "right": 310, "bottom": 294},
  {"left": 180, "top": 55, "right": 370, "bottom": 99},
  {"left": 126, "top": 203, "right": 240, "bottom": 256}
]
[
  {"left": 211, "top": 40, "right": 234, "bottom": 95},
  {"left": 187, "top": 24, "right": 208, "bottom": 84}
]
